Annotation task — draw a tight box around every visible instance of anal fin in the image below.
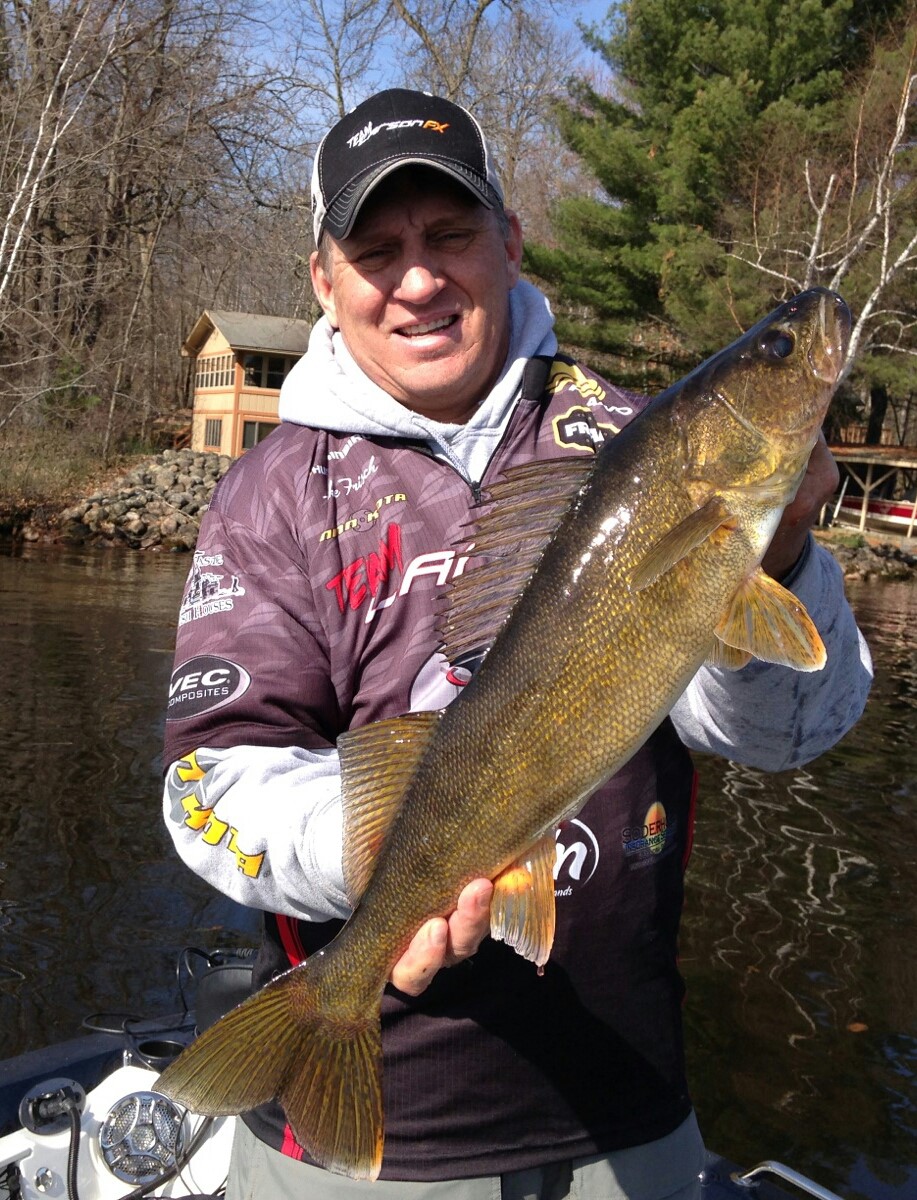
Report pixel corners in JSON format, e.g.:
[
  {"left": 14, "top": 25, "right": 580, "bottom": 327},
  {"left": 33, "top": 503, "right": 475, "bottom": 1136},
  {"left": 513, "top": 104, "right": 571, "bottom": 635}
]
[
  {"left": 706, "top": 639, "right": 753, "bottom": 670},
  {"left": 490, "top": 832, "right": 557, "bottom": 968},
  {"left": 715, "top": 568, "right": 826, "bottom": 671}
]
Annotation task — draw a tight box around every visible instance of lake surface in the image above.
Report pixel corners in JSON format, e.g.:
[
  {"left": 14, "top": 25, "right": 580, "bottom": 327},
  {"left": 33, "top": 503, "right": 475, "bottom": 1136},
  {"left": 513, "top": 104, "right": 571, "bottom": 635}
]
[{"left": 0, "top": 542, "right": 914, "bottom": 1199}]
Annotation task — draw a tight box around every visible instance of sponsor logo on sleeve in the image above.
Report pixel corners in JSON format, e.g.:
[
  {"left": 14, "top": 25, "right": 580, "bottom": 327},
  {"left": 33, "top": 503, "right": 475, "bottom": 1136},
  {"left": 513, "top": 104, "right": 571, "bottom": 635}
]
[
  {"left": 167, "top": 655, "right": 251, "bottom": 720},
  {"left": 179, "top": 551, "right": 245, "bottom": 625}
]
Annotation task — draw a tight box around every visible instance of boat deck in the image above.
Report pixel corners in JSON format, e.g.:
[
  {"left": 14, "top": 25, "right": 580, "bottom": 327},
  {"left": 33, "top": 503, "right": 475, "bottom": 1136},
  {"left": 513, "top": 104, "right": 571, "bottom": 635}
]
[{"left": 828, "top": 444, "right": 917, "bottom": 536}]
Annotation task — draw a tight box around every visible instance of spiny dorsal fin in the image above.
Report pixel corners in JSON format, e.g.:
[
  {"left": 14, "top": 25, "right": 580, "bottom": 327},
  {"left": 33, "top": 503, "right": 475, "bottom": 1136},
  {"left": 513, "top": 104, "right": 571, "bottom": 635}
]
[
  {"left": 489, "top": 832, "right": 557, "bottom": 968},
  {"left": 440, "top": 458, "right": 595, "bottom": 664},
  {"left": 630, "top": 495, "right": 736, "bottom": 592},
  {"left": 338, "top": 712, "right": 441, "bottom": 904},
  {"left": 715, "top": 568, "right": 826, "bottom": 671}
]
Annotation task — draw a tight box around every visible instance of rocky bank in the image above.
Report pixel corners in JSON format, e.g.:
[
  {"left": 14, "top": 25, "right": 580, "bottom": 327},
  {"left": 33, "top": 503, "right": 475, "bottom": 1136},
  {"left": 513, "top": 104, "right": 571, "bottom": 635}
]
[
  {"left": 14, "top": 449, "right": 917, "bottom": 581},
  {"left": 31, "top": 449, "right": 234, "bottom": 552},
  {"left": 815, "top": 533, "right": 917, "bottom": 582}
]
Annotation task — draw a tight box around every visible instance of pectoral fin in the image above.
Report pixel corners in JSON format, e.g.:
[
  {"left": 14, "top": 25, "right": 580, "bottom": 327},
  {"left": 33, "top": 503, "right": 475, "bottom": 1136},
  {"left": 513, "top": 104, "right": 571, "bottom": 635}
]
[
  {"left": 490, "top": 833, "right": 556, "bottom": 968},
  {"left": 630, "top": 496, "right": 736, "bottom": 591},
  {"left": 714, "top": 568, "right": 826, "bottom": 671}
]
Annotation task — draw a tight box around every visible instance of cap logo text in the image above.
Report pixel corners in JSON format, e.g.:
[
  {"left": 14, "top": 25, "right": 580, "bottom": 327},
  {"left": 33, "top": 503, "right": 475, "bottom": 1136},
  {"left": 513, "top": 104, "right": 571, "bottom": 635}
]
[{"left": 346, "top": 118, "right": 450, "bottom": 149}]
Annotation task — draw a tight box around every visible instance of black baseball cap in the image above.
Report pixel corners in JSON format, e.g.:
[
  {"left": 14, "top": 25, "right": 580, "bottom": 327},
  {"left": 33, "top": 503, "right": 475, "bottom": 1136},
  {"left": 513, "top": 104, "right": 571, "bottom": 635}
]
[{"left": 311, "top": 88, "right": 505, "bottom": 244}]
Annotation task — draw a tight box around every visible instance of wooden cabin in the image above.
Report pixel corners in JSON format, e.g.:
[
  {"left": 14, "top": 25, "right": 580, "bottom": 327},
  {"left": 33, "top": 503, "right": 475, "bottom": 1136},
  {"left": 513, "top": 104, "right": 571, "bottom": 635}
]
[{"left": 182, "top": 310, "right": 312, "bottom": 457}]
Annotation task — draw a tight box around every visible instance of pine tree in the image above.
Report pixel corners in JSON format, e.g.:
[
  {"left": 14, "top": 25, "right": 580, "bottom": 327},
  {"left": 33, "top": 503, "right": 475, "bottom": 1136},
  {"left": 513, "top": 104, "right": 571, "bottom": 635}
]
[{"left": 526, "top": 0, "right": 909, "bottom": 390}]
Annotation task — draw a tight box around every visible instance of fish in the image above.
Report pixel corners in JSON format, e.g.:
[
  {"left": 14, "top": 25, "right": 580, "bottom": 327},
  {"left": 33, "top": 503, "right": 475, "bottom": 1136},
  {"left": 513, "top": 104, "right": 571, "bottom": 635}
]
[{"left": 157, "top": 286, "right": 852, "bottom": 1180}]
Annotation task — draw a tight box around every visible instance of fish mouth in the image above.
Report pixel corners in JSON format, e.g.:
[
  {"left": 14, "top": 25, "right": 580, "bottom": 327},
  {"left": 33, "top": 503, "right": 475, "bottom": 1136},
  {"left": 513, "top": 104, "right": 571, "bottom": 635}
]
[{"left": 807, "top": 289, "right": 851, "bottom": 385}]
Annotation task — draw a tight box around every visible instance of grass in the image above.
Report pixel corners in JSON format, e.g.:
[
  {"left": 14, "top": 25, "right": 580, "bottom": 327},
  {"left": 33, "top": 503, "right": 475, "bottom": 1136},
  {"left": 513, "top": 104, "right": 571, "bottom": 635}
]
[
  {"left": 816, "top": 529, "right": 868, "bottom": 550},
  {"left": 0, "top": 429, "right": 145, "bottom": 526}
]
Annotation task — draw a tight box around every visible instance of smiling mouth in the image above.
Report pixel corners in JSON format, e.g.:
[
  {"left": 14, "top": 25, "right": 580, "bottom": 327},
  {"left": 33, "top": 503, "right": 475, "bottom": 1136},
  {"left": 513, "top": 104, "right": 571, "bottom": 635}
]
[{"left": 398, "top": 315, "right": 457, "bottom": 337}]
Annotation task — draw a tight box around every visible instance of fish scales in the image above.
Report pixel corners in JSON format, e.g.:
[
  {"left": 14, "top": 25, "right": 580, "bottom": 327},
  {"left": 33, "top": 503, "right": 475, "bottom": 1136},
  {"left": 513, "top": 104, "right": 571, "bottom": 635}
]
[{"left": 158, "top": 287, "right": 852, "bottom": 1181}]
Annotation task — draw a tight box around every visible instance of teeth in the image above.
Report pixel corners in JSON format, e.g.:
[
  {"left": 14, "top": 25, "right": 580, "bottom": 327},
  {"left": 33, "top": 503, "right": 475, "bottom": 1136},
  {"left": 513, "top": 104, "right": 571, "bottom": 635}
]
[{"left": 402, "top": 316, "right": 453, "bottom": 336}]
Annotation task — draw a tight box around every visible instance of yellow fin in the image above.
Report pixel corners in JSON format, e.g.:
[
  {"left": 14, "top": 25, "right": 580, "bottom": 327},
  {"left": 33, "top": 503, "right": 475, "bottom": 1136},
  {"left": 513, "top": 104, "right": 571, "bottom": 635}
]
[
  {"left": 490, "top": 832, "right": 557, "bottom": 968},
  {"left": 630, "top": 496, "right": 735, "bottom": 592},
  {"left": 715, "top": 568, "right": 826, "bottom": 671},
  {"left": 706, "top": 638, "right": 753, "bottom": 670},
  {"left": 338, "top": 713, "right": 441, "bottom": 904},
  {"left": 157, "top": 955, "right": 384, "bottom": 1181}
]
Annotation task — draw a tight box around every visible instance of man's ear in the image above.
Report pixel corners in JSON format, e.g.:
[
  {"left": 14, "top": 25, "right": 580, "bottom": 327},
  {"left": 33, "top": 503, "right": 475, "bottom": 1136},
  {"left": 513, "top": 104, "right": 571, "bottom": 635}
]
[
  {"left": 504, "top": 211, "right": 524, "bottom": 289},
  {"left": 310, "top": 250, "right": 338, "bottom": 328}
]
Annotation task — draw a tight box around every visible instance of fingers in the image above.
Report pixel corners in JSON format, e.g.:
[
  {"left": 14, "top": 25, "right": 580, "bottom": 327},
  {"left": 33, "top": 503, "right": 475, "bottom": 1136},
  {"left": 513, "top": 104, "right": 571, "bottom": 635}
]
[
  {"left": 390, "top": 918, "right": 449, "bottom": 997},
  {"left": 389, "top": 878, "right": 493, "bottom": 998},
  {"left": 444, "top": 878, "right": 493, "bottom": 964},
  {"left": 762, "top": 434, "right": 838, "bottom": 580}
]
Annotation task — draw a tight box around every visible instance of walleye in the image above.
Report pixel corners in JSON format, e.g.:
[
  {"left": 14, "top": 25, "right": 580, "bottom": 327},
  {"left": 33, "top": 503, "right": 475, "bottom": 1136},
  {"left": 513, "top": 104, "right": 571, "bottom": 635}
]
[{"left": 158, "top": 287, "right": 851, "bottom": 1180}]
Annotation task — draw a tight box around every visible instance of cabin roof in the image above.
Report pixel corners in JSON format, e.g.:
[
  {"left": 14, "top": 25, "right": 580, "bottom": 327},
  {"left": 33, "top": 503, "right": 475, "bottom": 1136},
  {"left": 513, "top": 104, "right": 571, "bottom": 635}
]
[{"left": 182, "top": 310, "right": 311, "bottom": 358}]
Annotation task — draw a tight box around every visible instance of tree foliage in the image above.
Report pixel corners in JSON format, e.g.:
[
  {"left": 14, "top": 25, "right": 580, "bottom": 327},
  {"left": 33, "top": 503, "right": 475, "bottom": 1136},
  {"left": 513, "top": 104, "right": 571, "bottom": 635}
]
[
  {"left": 0, "top": 0, "right": 594, "bottom": 464},
  {"left": 527, "top": 0, "right": 915, "bottom": 403}
]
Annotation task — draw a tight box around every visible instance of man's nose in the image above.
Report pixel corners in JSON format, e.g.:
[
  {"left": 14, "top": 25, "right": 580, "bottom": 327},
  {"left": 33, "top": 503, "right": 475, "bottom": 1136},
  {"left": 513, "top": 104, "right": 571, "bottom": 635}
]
[{"left": 394, "top": 259, "right": 444, "bottom": 303}]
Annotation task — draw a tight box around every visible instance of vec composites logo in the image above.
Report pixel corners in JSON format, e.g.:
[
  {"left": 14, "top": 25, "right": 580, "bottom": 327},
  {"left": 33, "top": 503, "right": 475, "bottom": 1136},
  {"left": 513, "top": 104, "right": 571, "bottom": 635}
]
[{"left": 167, "top": 655, "right": 251, "bottom": 721}]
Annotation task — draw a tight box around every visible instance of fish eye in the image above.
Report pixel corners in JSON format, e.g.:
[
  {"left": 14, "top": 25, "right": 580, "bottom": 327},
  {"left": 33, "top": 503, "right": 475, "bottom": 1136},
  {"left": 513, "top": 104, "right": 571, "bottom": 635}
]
[{"left": 759, "top": 328, "right": 796, "bottom": 359}]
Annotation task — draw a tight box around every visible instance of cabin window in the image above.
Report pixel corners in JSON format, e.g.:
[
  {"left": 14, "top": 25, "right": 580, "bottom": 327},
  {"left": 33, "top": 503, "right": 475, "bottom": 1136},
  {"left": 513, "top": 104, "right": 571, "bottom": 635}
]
[
  {"left": 242, "top": 354, "right": 264, "bottom": 386},
  {"left": 241, "top": 354, "right": 297, "bottom": 388},
  {"left": 242, "top": 420, "right": 277, "bottom": 450},
  {"left": 204, "top": 418, "right": 223, "bottom": 448},
  {"left": 266, "top": 356, "right": 286, "bottom": 389},
  {"left": 195, "top": 354, "right": 233, "bottom": 388}
]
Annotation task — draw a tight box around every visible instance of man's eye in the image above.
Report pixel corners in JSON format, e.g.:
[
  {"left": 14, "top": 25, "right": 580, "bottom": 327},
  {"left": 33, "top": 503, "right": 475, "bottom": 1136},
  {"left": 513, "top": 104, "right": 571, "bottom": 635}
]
[
  {"left": 434, "top": 230, "right": 474, "bottom": 248},
  {"left": 356, "top": 246, "right": 393, "bottom": 267}
]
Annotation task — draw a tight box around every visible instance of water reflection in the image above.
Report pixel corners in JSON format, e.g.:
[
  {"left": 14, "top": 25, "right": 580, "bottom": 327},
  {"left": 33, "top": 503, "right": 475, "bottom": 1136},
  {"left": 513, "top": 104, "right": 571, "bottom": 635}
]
[
  {"left": 0, "top": 544, "right": 258, "bottom": 1058},
  {"left": 0, "top": 545, "right": 914, "bottom": 1198},
  {"left": 682, "top": 579, "right": 917, "bottom": 1199}
]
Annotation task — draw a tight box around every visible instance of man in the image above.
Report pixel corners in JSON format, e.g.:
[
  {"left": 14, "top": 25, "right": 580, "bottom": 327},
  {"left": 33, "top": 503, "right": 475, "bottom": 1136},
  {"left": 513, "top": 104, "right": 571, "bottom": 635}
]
[{"left": 163, "top": 89, "right": 872, "bottom": 1199}]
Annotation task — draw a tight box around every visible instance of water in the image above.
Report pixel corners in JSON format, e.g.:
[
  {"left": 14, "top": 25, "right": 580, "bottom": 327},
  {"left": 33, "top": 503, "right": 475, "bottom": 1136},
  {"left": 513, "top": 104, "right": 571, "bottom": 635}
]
[
  {"left": 0, "top": 544, "right": 259, "bottom": 1056},
  {"left": 0, "top": 544, "right": 914, "bottom": 1198}
]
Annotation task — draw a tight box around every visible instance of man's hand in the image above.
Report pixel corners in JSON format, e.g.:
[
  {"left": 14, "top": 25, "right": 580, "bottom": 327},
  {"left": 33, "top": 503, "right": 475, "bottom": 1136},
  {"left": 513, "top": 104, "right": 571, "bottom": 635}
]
[
  {"left": 762, "top": 432, "right": 839, "bottom": 581},
  {"left": 390, "top": 878, "right": 493, "bottom": 997}
]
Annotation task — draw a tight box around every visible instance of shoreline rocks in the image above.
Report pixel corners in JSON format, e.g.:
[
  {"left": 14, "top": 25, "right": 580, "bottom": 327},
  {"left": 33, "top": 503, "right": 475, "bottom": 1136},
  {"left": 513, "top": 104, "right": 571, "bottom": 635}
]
[
  {"left": 31, "top": 449, "right": 234, "bottom": 552},
  {"left": 9, "top": 449, "right": 917, "bottom": 581},
  {"left": 815, "top": 532, "right": 917, "bottom": 583}
]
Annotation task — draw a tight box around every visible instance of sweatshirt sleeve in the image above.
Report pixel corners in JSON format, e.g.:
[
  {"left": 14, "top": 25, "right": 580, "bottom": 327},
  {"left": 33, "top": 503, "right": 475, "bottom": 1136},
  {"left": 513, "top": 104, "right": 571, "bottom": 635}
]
[
  {"left": 163, "top": 744, "right": 350, "bottom": 922},
  {"left": 670, "top": 537, "right": 873, "bottom": 771},
  {"left": 162, "top": 461, "right": 353, "bottom": 921}
]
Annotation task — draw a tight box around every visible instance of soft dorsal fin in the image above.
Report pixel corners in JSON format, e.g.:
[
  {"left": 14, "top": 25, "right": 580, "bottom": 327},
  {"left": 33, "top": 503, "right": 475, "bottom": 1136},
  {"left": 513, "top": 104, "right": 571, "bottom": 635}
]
[
  {"left": 629, "top": 495, "right": 736, "bottom": 592},
  {"left": 440, "top": 458, "right": 595, "bottom": 663},
  {"left": 489, "top": 832, "right": 557, "bottom": 968},
  {"left": 338, "top": 712, "right": 441, "bottom": 904},
  {"left": 715, "top": 568, "right": 826, "bottom": 671}
]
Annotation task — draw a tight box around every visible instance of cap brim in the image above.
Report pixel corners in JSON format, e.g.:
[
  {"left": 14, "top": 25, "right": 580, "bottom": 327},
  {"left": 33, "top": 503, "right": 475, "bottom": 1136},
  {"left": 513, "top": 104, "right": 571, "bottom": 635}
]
[{"left": 322, "top": 157, "right": 499, "bottom": 240}]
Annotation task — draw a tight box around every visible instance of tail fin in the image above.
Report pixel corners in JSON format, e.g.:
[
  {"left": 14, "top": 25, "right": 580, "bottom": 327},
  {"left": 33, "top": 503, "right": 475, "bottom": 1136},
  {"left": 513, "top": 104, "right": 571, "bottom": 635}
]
[{"left": 156, "top": 962, "right": 384, "bottom": 1180}]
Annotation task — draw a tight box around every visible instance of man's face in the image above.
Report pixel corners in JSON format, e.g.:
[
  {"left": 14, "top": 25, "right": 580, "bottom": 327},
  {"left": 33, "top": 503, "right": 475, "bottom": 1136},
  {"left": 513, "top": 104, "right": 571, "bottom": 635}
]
[{"left": 310, "top": 170, "right": 523, "bottom": 423}]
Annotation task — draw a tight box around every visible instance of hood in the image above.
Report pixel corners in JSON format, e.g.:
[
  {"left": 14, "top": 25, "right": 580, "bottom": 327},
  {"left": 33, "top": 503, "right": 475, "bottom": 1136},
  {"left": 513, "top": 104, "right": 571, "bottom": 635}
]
[{"left": 279, "top": 280, "right": 557, "bottom": 483}]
